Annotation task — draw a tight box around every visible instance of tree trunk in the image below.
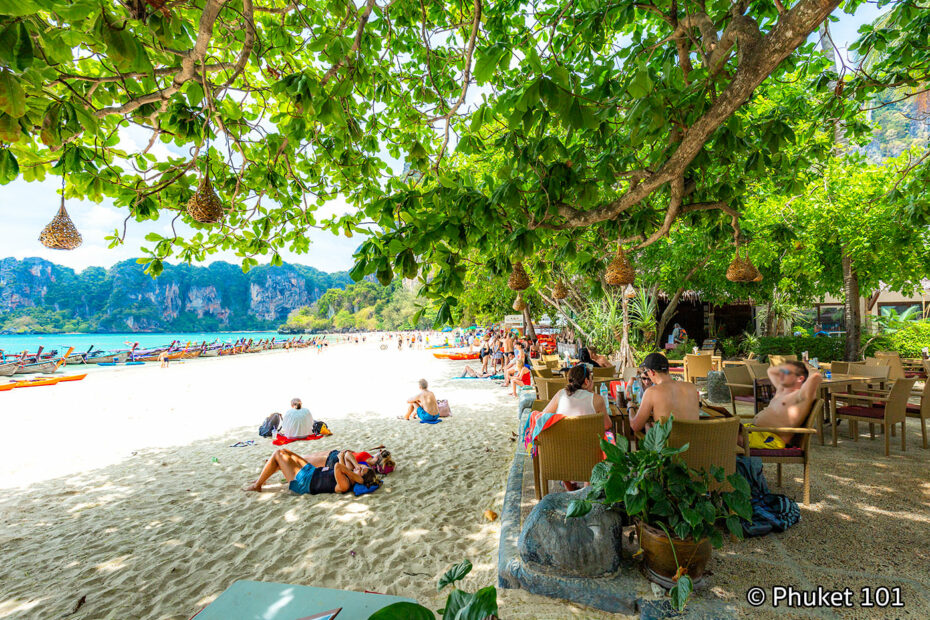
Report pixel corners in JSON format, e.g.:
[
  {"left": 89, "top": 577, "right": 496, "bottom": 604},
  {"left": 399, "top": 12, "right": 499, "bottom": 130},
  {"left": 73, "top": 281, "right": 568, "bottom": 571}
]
[
  {"left": 764, "top": 301, "right": 775, "bottom": 336},
  {"left": 522, "top": 305, "right": 537, "bottom": 340},
  {"left": 654, "top": 259, "right": 708, "bottom": 348},
  {"left": 842, "top": 250, "right": 861, "bottom": 361}
]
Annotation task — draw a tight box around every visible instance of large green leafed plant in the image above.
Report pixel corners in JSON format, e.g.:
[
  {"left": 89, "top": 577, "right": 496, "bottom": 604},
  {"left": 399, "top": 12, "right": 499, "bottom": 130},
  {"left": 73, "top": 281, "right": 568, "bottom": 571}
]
[{"left": 567, "top": 418, "right": 753, "bottom": 611}]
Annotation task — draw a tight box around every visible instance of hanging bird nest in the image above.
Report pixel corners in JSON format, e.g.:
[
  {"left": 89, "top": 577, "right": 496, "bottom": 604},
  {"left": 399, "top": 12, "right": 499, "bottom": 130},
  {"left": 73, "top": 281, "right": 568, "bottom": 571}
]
[
  {"left": 605, "top": 247, "right": 635, "bottom": 286},
  {"left": 552, "top": 280, "right": 568, "bottom": 300},
  {"left": 187, "top": 176, "right": 224, "bottom": 224},
  {"left": 726, "top": 248, "right": 761, "bottom": 283},
  {"left": 507, "top": 261, "right": 530, "bottom": 291},
  {"left": 512, "top": 292, "right": 527, "bottom": 311},
  {"left": 39, "top": 195, "right": 82, "bottom": 250}
]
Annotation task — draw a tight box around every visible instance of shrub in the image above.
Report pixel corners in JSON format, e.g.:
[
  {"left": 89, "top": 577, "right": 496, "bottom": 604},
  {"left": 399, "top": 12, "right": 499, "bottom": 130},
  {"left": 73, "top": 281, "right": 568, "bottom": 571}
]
[
  {"left": 750, "top": 336, "right": 845, "bottom": 362},
  {"left": 879, "top": 320, "right": 930, "bottom": 357}
]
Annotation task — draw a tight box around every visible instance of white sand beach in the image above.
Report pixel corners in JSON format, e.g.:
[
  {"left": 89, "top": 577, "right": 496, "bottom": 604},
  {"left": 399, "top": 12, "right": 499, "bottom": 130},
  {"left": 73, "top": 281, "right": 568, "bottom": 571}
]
[{"left": 0, "top": 341, "right": 617, "bottom": 619}]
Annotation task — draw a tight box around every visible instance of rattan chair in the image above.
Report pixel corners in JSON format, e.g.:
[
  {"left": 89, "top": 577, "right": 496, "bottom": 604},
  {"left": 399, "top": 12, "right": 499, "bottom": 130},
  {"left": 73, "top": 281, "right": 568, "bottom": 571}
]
[
  {"left": 542, "top": 354, "right": 560, "bottom": 364},
  {"left": 830, "top": 361, "right": 849, "bottom": 375},
  {"left": 745, "top": 361, "right": 771, "bottom": 380},
  {"left": 873, "top": 352, "right": 905, "bottom": 380},
  {"left": 535, "top": 376, "right": 568, "bottom": 401},
  {"left": 532, "top": 366, "right": 556, "bottom": 379},
  {"left": 833, "top": 379, "right": 916, "bottom": 456},
  {"left": 531, "top": 358, "right": 548, "bottom": 371},
  {"left": 683, "top": 354, "right": 713, "bottom": 384},
  {"left": 667, "top": 417, "right": 740, "bottom": 491},
  {"left": 532, "top": 414, "right": 605, "bottom": 499},
  {"left": 906, "top": 380, "right": 930, "bottom": 449},
  {"left": 723, "top": 364, "right": 755, "bottom": 416},
  {"left": 742, "top": 399, "right": 823, "bottom": 504}
]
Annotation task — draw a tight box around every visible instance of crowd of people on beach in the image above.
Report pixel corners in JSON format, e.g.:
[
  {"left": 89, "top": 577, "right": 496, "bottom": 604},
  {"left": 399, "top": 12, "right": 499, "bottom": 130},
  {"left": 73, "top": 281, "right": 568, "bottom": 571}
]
[{"left": 460, "top": 329, "right": 541, "bottom": 396}]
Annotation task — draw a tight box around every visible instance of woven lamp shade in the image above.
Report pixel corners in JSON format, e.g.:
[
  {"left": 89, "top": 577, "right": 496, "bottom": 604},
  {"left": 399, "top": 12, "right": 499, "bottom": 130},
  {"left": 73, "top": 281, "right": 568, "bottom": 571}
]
[
  {"left": 39, "top": 197, "right": 82, "bottom": 250},
  {"left": 507, "top": 261, "right": 530, "bottom": 291},
  {"left": 605, "top": 248, "right": 635, "bottom": 286},
  {"left": 187, "top": 177, "right": 224, "bottom": 224},
  {"left": 552, "top": 281, "right": 568, "bottom": 300},
  {"left": 512, "top": 293, "right": 527, "bottom": 311}
]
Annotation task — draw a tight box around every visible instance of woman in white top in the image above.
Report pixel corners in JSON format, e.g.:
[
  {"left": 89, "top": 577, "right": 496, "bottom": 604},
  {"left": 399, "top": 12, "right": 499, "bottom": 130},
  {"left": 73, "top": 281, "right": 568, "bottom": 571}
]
[
  {"left": 543, "top": 364, "right": 611, "bottom": 431},
  {"left": 279, "top": 397, "right": 316, "bottom": 437},
  {"left": 542, "top": 364, "right": 611, "bottom": 491}
]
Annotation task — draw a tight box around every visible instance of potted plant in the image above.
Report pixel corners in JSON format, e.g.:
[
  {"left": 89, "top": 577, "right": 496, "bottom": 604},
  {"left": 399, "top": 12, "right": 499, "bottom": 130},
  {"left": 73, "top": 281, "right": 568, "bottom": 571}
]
[{"left": 567, "top": 417, "right": 752, "bottom": 610}]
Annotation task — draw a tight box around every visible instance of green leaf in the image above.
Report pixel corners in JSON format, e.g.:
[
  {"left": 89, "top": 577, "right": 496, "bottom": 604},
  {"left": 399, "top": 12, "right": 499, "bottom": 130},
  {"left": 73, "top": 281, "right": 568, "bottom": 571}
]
[
  {"left": 0, "top": 70, "right": 24, "bottom": 118},
  {"left": 0, "top": 0, "right": 40, "bottom": 16},
  {"left": 566, "top": 499, "right": 592, "bottom": 518},
  {"left": 441, "top": 589, "right": 473, "bottom": 620},
  {"left": 0, "top": 22, "right": 34, "bottom": 72},
  {"left": 600, "top": 437, "right": 623, "bottom": 463},
  {"left": 368, "top": 601, "right": 435, "bottom": 620},
  {"left": 726, "top": 515, "right": 745, "bottom": 539},
  {"left": 438, "top": 559, "right": 472, "bottom": 591},
  {"left": 455, "top": 585, "right": 498, "bottom": 620},
  {"left": 726, "top": 472, "right": 751, "bottom": 497},
  {"left": 669, "top": 574, "right": 693, "bottom": 611},
  {"left": 0, "top": 148, "right": 19, "bottom": 184}
]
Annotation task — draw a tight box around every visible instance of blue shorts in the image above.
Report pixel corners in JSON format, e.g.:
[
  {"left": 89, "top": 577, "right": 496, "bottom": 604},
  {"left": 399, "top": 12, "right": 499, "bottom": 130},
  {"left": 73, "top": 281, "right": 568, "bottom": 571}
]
[
  {"left": 289, "top": 463, "right": 317, "bottom": 495},
  {"left": 325, "top": 450, "right": 340, "bottom": 468},
  {"left": 417, "top": 406, "right": 439, "bottom": 422}
]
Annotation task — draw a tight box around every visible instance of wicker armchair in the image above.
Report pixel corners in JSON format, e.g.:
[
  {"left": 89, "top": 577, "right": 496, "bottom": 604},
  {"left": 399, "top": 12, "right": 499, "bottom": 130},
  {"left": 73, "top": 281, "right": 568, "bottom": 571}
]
[
  {"left": 531, "top": 366, "right": 556, "bottom": 379},
  {"left": 907, "top": 380, "right": 930, "bottom": 449},
  {"left": 683, "top": 353, "right": 713, "bottom": 384},
  {"left": 535, "top": 377, "right": 568, "bottom": 401},
  {"left": 532, "top": 414, "right": 606, "bottom": 499},
  {"left": 741, "top": 399, "right": 823, "bottom": 504},
  {"left": 723, "top": 364, "right": 755, "bottom": 416},
  {"left": 832, "top": 379, "right": 916, "bottom": 456},
  {"left": 768, "top": 354, "right": 798, "bottom": 366},
  {"left": 667, "top": 417, "right": 740, "bottom": 491}
]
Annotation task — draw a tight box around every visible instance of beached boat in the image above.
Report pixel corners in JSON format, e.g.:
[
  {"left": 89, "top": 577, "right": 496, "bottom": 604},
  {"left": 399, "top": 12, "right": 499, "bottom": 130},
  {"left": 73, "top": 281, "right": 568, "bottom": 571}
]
[
  {"left": 0, "top": 361, "right": 19, "bottom": 376},
  {"left": 201, "top": 348, "right": 221, "bottom": 357},
  {"left": 88, "top": 351, "right": 131, "bottom": 364},
  {"left": 14, "top": 360, "right": 57, "bottom": 374},
  {"left": 10, "top": 377, "right": 61, "bottom": 388},
  {"left": 426, "top": 344, "right": 451, "bottom": 349},
  {"left": 432, "top": 352, "right": 480, "bottom": 360}
]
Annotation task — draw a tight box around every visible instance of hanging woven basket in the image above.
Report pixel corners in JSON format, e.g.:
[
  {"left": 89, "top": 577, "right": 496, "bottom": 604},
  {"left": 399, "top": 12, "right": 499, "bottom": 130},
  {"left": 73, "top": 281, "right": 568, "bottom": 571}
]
[
  {"left": 552, "top": 280, "right": 568, "bottom": 300},
  {"left": 39, "top": 195, "right": 82, "bottom": 250},
  {"left": 187, "top": 176, "right": 224, "bottom": 224},
  {"left": 512, "top": 292, "right": 527, "bottom": 311},
  {"left": 605, "top": 247, "right": 635, "bottom": 286},
  {"left": 726, "top": 248, "right": 761, "bottom": 283},
  {"left": 507, "top": 261, "right": 530, "bottom": 291}
]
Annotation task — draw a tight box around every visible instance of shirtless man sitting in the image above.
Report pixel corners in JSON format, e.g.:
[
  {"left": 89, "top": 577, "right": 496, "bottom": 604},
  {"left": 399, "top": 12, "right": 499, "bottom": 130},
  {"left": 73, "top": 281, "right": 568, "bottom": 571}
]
[
  {"left": 740, "top": 361, "right": 822, "bottom": 449},
  {"left": 403, "top": 378, "right": 440, "bottom": 421},
  {"left": 630, "top": 353, "right": 701, "bottom": 433}
]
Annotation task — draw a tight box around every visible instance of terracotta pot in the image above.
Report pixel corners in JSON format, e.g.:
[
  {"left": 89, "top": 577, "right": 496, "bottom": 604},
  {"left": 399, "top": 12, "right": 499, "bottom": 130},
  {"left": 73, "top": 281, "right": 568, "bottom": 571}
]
[{"left": 636, "top": 521, "right": 712, "bottom": 583}]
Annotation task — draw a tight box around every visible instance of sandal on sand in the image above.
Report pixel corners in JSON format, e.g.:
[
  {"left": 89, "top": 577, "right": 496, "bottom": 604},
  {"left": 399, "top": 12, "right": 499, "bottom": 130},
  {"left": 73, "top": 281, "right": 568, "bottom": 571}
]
[{"left": 230, "top": 440, "right": 255, "bottom": 447}]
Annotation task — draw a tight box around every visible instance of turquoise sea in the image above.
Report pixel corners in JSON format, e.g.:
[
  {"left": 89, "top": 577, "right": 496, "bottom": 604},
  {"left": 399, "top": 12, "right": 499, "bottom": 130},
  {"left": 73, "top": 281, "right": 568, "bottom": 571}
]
[{"left": 0, "top": 331, "right": 337, "bottom": 355}]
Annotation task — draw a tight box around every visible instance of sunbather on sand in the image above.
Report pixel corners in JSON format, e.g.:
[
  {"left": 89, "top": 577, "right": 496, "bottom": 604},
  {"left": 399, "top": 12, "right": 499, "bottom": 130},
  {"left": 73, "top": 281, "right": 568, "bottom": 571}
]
[
  {"left": 460, "top": 364, "right": 496, "bottom": 378},
  {"left": 403, "top": 378, "right": 439, "bottom": 420},
  {"left": 242, "top": 448, "right": 378, "bottom": 494},
  {"left": 302, "top": 448, "right": 395, "bottom": 474}
]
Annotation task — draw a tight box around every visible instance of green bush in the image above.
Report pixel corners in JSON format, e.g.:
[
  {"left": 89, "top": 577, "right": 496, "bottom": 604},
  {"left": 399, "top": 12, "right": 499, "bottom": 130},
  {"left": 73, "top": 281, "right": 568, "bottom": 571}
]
[
  {"left": 874, "top": 321, "right": 930, "bottom": 357},
  {"left": 750, "top": 336, "right": 845, "bottom": 362}
]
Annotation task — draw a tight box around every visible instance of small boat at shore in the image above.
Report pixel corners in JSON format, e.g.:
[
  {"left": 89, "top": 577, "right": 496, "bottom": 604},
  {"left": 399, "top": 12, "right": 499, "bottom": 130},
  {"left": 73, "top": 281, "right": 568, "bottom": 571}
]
[
  {"left": 0, "top": 361, "right": 18, "bottom": 376},
  {"left": 433, "top": 352, "right": 480, "bottom": 360}
]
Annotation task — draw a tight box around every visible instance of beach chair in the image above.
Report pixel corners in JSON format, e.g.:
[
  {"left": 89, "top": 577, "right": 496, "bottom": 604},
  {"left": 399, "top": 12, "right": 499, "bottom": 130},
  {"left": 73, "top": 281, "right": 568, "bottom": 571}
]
[
  {"left": 833, "top": 379, "right": 915, "bottom": 456},
  {"left": 668, "top": 417, "right": 740, "bottom": 492},
  {"left": 683, "top": 353, "right": 713, "bottom": 384},
  {"left": 723, "top": 364, "right": 755, "bottom": 416},
  {"left": 531, "top": 366, "right": 556, "bottom": 379},
  {"left": 873, "top": 352, "right": 905, "bottom": 380},
  {"left": 532, "top": 414, "right": 605, "bottom": 499},
  {"left": 742, "top": 399, "right": 823, "bottom": 504},
  {"left": 745, "top": 361, "right": 770, "bottom": 380}
]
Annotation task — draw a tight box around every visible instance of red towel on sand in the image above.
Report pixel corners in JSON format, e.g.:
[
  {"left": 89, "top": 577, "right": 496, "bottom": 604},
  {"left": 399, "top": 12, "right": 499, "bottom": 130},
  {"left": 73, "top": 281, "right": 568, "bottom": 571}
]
[{"left": 272, "top": 434, "right": 324, "bottom": 446}]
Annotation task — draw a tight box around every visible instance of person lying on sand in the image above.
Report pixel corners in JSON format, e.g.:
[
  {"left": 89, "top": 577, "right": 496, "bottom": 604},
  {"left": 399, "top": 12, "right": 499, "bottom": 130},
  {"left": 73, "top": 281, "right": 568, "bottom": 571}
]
[
  {"left": 460, "top": 364, "right": 496, "bottom": 378},
  {"left": 303, "top": 448, "right": 395, "bottom": 474},
  {"left": 243, "top": 448, "right": 378, "bottom": 494},
  {"left": 403, "top": 378, "right": 439, "bottom": 420}
]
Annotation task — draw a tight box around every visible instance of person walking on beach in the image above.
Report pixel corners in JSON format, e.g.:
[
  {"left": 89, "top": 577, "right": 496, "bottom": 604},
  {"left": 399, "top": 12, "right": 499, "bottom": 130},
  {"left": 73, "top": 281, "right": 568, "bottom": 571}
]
[
  {"left": 158, "top": 350, "right": 170, "bottom": 368},
  {"left": 403, "top": 379, "right": 440, "bottom": 421}
]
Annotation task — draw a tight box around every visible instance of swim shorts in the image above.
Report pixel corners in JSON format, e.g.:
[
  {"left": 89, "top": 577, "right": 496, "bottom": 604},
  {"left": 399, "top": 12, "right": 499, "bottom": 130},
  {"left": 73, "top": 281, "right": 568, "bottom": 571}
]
[
  {"left": 744, "top": 424, "right": 787, "bottom": 450},
  {"left": 289, "top": 463, "right": 318, "bottom": 494},
  {"left": 417, "top": 406, "right": 439, "bottom": 422},
  {"left": 325, "top": 449, "right": 340, "bottom": 468}
]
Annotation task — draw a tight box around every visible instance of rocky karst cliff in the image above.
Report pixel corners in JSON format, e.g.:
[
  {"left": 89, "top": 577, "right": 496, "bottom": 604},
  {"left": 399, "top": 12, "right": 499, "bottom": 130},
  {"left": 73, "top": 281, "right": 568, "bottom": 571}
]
[{"left": 0, "top": 257, "right": 352, "bottom": 333}]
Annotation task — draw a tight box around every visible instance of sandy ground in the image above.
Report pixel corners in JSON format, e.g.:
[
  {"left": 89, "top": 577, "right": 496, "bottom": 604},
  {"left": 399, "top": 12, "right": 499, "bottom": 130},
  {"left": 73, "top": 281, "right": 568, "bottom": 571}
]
[
  {"left": 0, "top": 341, "right": 611, "bottom": 619},
  {"left": 2, "top": 345, "right": 929, "bottom": 620}
]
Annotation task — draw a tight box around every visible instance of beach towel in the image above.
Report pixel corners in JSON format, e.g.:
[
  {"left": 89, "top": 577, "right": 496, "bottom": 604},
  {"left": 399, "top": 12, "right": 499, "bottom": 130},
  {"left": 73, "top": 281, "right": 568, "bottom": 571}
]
[
  {"left": 521, "top": 410, "right": 565, "bottom": 457},
  {"left": 272, "top": 433, "right": 326, "bottom": 446},
  {"left": 419, "top": 418, "right": 442, "bottom": 424},
  {"left": 451, "top": 374, "right": 504, "bottom": 380},
  {"left": 353, "top": 483, "right": 380, "bottom": 496}
]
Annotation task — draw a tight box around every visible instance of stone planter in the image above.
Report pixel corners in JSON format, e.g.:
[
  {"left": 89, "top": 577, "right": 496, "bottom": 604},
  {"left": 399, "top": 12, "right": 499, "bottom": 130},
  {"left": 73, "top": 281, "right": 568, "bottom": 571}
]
[{"left": 636, "top": 521, "right": 711, "bottom": 588}]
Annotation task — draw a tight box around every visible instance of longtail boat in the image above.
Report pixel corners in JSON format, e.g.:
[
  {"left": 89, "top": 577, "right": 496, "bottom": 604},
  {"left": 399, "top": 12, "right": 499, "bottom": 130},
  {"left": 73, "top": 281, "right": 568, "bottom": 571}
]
[
  {"left": 15, "top": 347, "right": 75, "bottom": 374},
  {"left": 0, "top": 361, "right": 18, "bottom": 376}
]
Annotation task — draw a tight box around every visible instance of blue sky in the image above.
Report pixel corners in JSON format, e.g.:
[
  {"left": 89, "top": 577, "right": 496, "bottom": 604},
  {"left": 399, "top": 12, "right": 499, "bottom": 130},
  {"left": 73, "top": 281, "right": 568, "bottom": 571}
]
[{"left": 0, "top": 4, "right": 883, "bottom": 275}]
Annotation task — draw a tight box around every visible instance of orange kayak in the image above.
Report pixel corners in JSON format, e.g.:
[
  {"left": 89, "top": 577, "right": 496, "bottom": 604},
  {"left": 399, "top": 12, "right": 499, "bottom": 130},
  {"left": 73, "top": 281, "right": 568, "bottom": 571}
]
[
  {"left": 0, "top": 384, "right": 14, "bottom": 391},
  {"left": 11, "top": 377, "right": 61, "bottom": 388},
  {"left": 433, "top": 352, "right": 480, "bottom": 360},
  {"left": 57, "top": 374, "right": 87, "bottom": 382}
]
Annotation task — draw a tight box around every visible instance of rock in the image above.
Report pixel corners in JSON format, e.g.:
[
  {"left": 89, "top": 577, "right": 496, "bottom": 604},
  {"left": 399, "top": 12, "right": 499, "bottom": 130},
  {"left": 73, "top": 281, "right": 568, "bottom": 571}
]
[
  {"left": 518, "top": 487, "right": 625, "bottom": 577},
  {"left": 705, "top": 370, "right": 731, "bottom": 404}
]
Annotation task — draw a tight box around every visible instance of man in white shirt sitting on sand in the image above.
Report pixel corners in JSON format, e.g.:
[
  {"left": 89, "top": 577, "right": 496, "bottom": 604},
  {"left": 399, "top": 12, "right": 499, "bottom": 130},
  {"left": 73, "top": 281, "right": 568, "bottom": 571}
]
[{"left": 279, "top": 398, "right": 315, "bottom": 437}]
